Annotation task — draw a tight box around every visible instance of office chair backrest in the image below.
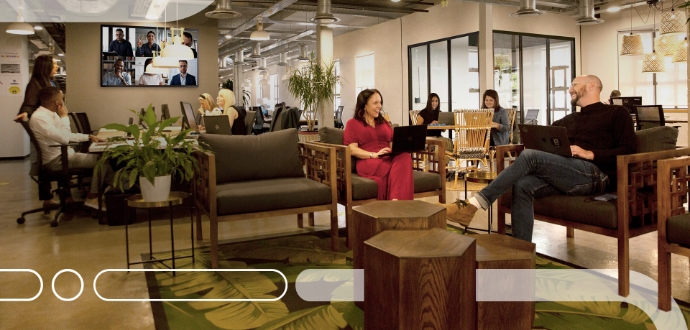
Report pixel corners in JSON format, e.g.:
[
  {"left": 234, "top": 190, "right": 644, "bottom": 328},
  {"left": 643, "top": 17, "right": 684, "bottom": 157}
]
[
  {"left": 270, "top": 106, "right": 285, "bottom": 132},
  {"left": 17, "top": 119, "right": 45, "bottom": 177},
  {"left": 245, "top": 111, "right": 257, "bottom": 135},
  {"left": 635, "top": 105, "right": 665, "bottom": 130},
  {"left": 161, "top": 104, "right": 170, "bottom": 120},
  {"left": 68, "top": 113, "right": 83, "bottom": 133},
  {"left": 335, "top": 105, "right": 344, "bottom": 128},
  {"left": 75, "top": 113, "right": 93, "bottom": 134}
]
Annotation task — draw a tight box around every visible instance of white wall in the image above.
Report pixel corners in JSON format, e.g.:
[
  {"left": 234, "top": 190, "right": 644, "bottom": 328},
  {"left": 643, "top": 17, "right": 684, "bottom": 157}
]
[
  {"left": 65, "top": 14, "right": 218, "bottom": 129},
  {"left": 0, "top": 24, "right": 30, "bottom": 158}
]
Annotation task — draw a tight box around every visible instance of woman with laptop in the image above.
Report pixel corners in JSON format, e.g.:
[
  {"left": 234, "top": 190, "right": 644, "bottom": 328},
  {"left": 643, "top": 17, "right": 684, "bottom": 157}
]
[
  {"left": 216, "top": 88, "right": 246, "bottom": 136},
  {"left": 483, "top": 89, "right": 510, "bottom": 146},
  {"left": 343, "top": 89, "right": 414, "bottom": 200}
]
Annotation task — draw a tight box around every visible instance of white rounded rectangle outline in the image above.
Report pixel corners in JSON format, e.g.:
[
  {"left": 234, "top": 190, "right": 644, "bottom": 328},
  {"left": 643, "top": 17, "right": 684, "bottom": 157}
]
[
  {"left": 0, "top": 269, "right": 43, "bottom": 301},
  {"left": 93, "top": 269, "right": 288, "bottom": 302}
]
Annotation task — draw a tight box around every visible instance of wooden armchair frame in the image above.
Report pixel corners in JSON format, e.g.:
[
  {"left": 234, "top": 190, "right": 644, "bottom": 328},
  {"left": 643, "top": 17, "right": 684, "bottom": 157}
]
[
  {"left": 656, "top": 156, "right": 690, "bottom": 311},
  {"left": 193, "top": 142, "right": 338, "bottom": 268},
  {"left": 316, "top": 138, "right": 446, "bottom": 248},
  {"left": 496, "top": 144, "right": 690, "bottom": 296}
]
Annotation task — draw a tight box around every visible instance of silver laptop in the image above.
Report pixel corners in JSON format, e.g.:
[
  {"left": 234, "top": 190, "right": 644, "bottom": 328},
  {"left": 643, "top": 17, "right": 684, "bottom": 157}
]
[
  {"left": 518, "top": 124, "right": 572, "bottom": 158},
  {"left": 204, "top": 116, "right": 232, "bottom": 135},
  {"left": 525, "top": 109, "right": 539, "bottom": 124},
  {"left": 436, "top": 112, "right": 454, "bottom": 125}
]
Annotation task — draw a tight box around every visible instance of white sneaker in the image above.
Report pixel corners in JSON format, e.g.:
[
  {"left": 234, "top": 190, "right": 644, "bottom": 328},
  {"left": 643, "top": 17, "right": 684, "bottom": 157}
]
[{"left": 84, "top": 198, "right": 106, "bottom": 211}]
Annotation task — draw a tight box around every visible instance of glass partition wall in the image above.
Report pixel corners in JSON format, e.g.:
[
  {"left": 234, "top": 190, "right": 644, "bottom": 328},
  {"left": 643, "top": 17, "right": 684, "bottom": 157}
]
[
  {"left": 408, "top": 32, "right": 480, "bottom": 119},
  {"left": 493, "top": 31, "right": 575, "bottom": 125}
]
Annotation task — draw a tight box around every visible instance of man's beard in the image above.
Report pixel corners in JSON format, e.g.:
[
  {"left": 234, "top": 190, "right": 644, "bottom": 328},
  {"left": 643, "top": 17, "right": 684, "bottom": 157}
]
[{"left": 570, "top": 89, "right": 586, "bottom": 106}]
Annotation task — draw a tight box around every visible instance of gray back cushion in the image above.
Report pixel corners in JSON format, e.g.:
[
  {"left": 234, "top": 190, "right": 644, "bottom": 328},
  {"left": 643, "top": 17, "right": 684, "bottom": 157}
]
[
  {"left": 319, "top": 127, "right": 344, "bottom": 145},
  {"left": 636, "top": 126, "right": 678, "bottom": 153},
  {"left": 198, "top": 128, "right": 304, "bottom": 184}
]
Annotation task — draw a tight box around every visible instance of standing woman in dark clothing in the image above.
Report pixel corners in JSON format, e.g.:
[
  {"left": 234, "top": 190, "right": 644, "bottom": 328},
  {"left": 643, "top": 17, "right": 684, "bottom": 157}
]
[
  {"left": 16, "top": 55, "right": 60, "bottom": 208},
  {"left": 483, "top": 89, "right": 510, "bottom": 146},
  {"left": 18, "top": 55, "right": 59, "bottom": 118}
]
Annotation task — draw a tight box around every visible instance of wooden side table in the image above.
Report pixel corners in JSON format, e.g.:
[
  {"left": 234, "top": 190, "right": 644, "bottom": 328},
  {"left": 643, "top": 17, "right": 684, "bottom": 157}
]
[{"left": 125, "top": 191, "right": 194, "bottom": 270}]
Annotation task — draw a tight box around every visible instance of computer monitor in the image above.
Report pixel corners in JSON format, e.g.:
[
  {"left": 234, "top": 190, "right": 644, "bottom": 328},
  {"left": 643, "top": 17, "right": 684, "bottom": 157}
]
[
  {"left": 611, "top": 97, "right": 642, "bottom": 114},
  {"left": 180, "top": 102, "right": 199, "bottom": 132}
]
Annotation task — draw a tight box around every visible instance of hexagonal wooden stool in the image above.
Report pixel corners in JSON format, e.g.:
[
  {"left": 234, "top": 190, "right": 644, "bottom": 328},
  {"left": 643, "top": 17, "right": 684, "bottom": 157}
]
[
  {"left": 364, "top": 229, "right": 476, "bottom": 330},
  {"left": 352, "top": 200, "right": 445, "bottom": 270},
  {"left": 473, "top": 234, "right": 536, "bottom": 330}
]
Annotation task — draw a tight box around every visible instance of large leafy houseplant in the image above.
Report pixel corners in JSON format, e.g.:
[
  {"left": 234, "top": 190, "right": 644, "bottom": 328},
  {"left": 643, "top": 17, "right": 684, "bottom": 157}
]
[
  {"left": 287, "top": 52, "right": 338, "bottom": 131},
  {"left": 96, "top": 104, "right": 199, "bottom": 197}
]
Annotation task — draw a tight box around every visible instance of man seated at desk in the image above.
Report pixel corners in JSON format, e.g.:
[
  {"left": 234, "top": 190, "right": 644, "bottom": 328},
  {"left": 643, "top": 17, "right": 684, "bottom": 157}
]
[{"left": 29, "top": 86, "right": 114, "bottom": 210}]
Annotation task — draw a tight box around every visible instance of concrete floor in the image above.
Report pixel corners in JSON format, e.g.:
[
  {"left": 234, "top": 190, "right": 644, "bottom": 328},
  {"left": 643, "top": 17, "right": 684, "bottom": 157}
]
[{"left": 0, "top": 158, "right": 688, "bottom": 329}]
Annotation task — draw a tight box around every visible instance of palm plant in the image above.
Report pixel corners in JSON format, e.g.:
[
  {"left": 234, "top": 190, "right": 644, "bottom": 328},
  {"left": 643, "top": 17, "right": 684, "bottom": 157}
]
[{"left": 287, "top": 52, "right": 338, "bottom": 131}]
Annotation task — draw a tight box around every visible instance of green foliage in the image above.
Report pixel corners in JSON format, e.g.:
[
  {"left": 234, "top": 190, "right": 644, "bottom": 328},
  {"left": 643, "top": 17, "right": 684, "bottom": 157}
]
[
  {"left": 96, "top": 104, "right": 201, "bottom": 191},
  {"left": 286, "top": 52, "right": 338, "bottom": 131}
]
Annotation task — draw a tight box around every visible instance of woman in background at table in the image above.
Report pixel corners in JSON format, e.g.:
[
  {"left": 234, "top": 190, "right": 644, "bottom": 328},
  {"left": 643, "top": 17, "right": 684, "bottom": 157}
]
[
  {"left": 343, "top": 89, "right": 413, "bottom": 200},
  {"left": 217, "top": 88, "right": 246, "bottom": 135},
  {"left": 416, "top": 93, "right": 452, "bottom": 152},
  {"left": 137, "top": 58, "right": 164, "bottom": 86},
  {"left": 483, "top": 89, "right": 509, "bottom": 146}
]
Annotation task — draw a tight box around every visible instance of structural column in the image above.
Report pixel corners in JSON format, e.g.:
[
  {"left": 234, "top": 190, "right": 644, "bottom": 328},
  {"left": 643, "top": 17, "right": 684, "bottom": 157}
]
[
  {"left": 316, "top": 24, "right": 335, "bottom": 128},
  {"left": 478, "top": 4, "right": 494, "bottom": 93}
]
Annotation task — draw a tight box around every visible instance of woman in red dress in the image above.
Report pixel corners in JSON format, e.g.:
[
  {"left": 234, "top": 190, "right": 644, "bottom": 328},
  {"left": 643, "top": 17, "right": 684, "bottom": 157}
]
[{"left": 343, "top": 89, "right": 414, "bottom": 200}]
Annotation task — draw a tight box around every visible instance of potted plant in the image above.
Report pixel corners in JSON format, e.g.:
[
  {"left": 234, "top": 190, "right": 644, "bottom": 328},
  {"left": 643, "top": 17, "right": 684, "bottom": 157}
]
[
  {"left": 286, "top": 52, "right": 338, "bottom": 131},
  {"left": 96, "top": 104, "right": 200, "bottom": 202}
]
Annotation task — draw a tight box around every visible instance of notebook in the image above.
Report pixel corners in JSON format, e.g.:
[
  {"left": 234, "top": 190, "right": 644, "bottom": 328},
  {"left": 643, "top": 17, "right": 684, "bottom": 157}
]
[
  {"left": 436, "top": 112, "right": 455, "bottom": 125},
  {"left": 518, "top": 124, "right": 572, "bottom": 158},
  {"left": 384, "top": 125, "right": 428, "bottom": 155},
  {"left": 204, "top": 115, "right": 232, "bottom": 135}
]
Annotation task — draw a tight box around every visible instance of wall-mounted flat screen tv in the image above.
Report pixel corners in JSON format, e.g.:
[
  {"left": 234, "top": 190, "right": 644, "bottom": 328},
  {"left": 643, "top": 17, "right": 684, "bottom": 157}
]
[{"left": 100, "top": 25, "right": 199, "bottom": 87}]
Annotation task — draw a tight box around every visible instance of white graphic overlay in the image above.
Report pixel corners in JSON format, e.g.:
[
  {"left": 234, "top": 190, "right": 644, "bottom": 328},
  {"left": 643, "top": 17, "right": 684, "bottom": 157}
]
[
  {"left": 51, "top": 269, "right": 84, "bottom": 302},
  {"left": 0, "top": 269, "right": 43, "bottom": 301},
  {"left": 296, "top": 269, "right": 364, "bottom": 302}
]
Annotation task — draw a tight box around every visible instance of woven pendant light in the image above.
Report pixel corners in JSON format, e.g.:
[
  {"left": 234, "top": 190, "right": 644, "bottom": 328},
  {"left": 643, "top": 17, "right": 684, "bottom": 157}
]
[
  {"left": 672, "top": 38, "right": 688, "bottom": 63},
  {"left": 642, "top": 51, "right": 666, "bottom": 72},
  {"left": 655, "top": 35, "right": 680, "bottom": 56},
  {"left": 660, "top": 9, "right": 686, "bottom": 36},
  {"left": 621, "top": 6, "right": 644, "bottom": 56}
]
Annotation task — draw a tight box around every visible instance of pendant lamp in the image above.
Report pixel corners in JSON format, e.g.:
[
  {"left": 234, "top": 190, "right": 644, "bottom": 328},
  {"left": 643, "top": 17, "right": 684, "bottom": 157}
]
[
  {"left": 620, "top": 6, "right": 643, "bottom": 56},
  {"left": 642, "top": 9, "right": 665, "bottom": 73},
  {"left": 145, "top": 64, "right": 168, "bottom": 74},
  {"left": 160, "top": 27, "right": 194, "bottom": 60},
  {"left": 6, "top": 22, "right": 34, "bottom": 35},
  {"left": 249, "top": 17, "right": 270, "bottom": 41},
  {"left": 673, "top": 38, "right": 688, "bottom": 63},
  {"left": 655, "top": 34, "right": 680, "bottom": 56},
  {"left": 152, "top": 51, "right": 180, "bottom": 68},
  {"left": 660, "top": 8, "right": 686, "bottom": 36}
]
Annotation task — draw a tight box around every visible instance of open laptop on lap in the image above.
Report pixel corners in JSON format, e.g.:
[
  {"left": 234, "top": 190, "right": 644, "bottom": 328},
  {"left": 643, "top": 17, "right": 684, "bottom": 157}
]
[
  {"left": 204, "top": 116, "right": 233, "bottom": 135},
  {"left": 382, "top": 125, "right": 427, "bottom": 156},
  {"left": 518, "top": 124, "right": 572, "bottom": 158}
]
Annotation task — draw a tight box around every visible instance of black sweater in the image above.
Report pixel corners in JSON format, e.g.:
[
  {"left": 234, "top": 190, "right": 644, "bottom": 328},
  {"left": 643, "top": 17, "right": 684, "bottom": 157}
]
[{"left": 552, "top": 102, "right": 637, "bottom": 190}]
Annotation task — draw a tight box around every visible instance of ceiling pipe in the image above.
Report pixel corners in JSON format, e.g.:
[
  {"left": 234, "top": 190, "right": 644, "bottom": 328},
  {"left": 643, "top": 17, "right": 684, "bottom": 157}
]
[
  {"left": 576, "top": 0, "right": 604, "bottom": 25},
  {"left": 510, "top": 0, "right": 543, "bottom": 16}
]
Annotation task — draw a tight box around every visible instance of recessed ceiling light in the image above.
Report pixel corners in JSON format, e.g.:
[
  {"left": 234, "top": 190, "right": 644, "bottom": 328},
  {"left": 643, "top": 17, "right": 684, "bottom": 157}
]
[
  {"left": 58, "top": 53, "right": 64, "bottom": 56},
  {"left": 225, "top": 34, "right": 232, "bottom": 39},
  {"left": 391, "top": 0, "right": 400, "bottom": 2},
  {"left": 33, "top": 25, "right": 43, "bottom": 30},
  {"left": 607, "top": 6, "right": 621, "bottom": 12}
]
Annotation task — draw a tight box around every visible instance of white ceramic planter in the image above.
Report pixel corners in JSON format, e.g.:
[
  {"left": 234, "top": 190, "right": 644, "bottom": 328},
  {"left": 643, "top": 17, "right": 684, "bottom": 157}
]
[{"left": 139, "top": 175, "right": 171, "bottom": 202}]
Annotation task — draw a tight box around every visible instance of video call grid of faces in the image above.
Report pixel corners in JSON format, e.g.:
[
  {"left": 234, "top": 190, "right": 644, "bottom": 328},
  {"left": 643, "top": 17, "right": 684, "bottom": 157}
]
[{"left": 101, "top": 25, "right": 199, "bottom": 86}]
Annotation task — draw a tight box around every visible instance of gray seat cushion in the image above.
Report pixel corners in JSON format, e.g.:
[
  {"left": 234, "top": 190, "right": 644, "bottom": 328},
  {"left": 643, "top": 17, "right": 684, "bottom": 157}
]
[
  {"left": 319, "top": 126, "right": 344, "bottom": 145},
  {"left": 636, "top": 126, "right": 678, "bottom": 153},
  {"left": 199, "top": 128, "right": 304, "bottom": 184},
  {"left": 216, "top": 177, "right": 333, "bottom": 215},
  {"left": 350, "top": 171, "right": 442, "bottom": 201},
  {"left": 667, "top": 213, "right": 690, "bottom": 248},
  {"left": 501, "top": 192, "right": 618, "bottom": 229}
]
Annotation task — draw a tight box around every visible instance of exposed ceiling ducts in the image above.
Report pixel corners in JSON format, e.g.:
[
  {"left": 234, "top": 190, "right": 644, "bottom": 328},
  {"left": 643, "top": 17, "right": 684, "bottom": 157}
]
[
  {"left": 575, "top": 0, "right": 604, "bottom": 25},
  {"left": 510, "top": 0, "right": 543, "bottom": 16},
  {"left": 205, "top": 0, "right": 242, "bottom": 19}
]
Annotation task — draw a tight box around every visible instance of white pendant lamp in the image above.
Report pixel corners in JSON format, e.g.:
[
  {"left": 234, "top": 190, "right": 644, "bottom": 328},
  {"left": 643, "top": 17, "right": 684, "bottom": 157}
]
[
  {"left": 152, "top": 51, "right": 180, "bottom": 68},
  {"left": 241, "top": 78, "right": 252, "bottom": 88},
  {"left": 160, "top": 27, "right": 194, "bottom": 60},
  {"left": 145, "top": 64, "right": 168, "bottom": 74},
  {"left": 6, "top": 22, "right": 34, "bottom": 35},
  {"left": 250, "top": 17, "right": 270, "bottom": 41}
]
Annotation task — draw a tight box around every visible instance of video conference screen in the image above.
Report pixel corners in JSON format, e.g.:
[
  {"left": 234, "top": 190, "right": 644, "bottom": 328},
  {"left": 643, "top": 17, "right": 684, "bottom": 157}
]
[{"left": 100, "top": 25, "right": 199, "bottom": 87}]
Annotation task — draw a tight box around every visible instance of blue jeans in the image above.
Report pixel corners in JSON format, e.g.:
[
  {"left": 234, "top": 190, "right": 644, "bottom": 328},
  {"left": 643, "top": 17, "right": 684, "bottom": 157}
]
[{"left": 476, "top": 149, "right": 608, "bottom": 242}]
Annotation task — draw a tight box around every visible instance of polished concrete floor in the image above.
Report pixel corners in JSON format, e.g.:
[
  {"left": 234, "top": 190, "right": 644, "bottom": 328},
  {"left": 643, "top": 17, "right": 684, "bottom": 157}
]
[{"left": 0, "top": 158, "right": 688, "bottom": 329}]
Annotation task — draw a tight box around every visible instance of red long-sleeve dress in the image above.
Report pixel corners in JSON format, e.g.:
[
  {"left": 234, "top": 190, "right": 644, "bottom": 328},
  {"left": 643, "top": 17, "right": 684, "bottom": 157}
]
[{"left": 343, "top": 118, "right": 414, "bottom": 200}]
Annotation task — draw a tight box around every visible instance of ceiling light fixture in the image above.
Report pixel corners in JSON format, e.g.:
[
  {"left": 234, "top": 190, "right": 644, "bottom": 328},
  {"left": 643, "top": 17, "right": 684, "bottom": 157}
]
[
  {"left": 241, "top": 78, "right": 252, "bottom": 88},
  {"left": 250, "top": 43, "right": 262, "bottom": 58},
  {"left": 235, "top": 51, "right": 245, "bottom": 64},
  {"left": 278, "top": 52, "right": 288, "bottom": 66},
  {"left": 642, "top": 8, "right": 665, "bottom": 73},
  {"left": 205, "top": 0, "right": 241, "bottom": 19},
  {"left": 160, "top": 27, "right": 194, "bottom": 59},
  {"left": 297, "top": 45, "right": 309, "bottom": 61},
  {"left": 575, "top": 0, "right": 604, "bottom": 25},
  {"left": 33, "top": 25, "right": 43, "bottom": 31},
  {"left": 607, "top": 6, "right": 621, "bottom": 13},
  {"left": 510, "top": 0, "right": 542, "bottom": 17},
  {"left": 660, "top": 8, "right": 686, "bottom": 35},
  {"left": 655, "top": 34, "right": 680, "bottom": 56},
  {"left": 145, "top": 63, "right": 168, "bottom": 74},
  {"left": 620, "top": 6, "right": 644, "bottom": 56},
  {"left": 672, "top": 37, "right": 688, "bottom": 63},
  {"left": 6, "top": 18, "right": 35, "bottom": 35},
  {"left": 250, "top": 17, "right": 270, "bottom": 41}
]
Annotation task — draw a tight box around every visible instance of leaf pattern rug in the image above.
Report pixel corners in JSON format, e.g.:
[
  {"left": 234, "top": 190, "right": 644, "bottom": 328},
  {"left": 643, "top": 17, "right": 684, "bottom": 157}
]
[{"left": 145, "top": 226, "right": 690, "bottom": 330}]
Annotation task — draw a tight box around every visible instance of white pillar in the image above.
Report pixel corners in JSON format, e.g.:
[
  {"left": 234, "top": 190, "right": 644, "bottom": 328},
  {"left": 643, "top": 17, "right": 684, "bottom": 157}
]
[
  {"left": 316, "top": 24, "right": 335, "bottom": 128},
  {"left": 0, "top": 24, "right": 30, "bottom": 158},
  {"left": 478, "top": 4, "right": 494, "bottom": 94}
]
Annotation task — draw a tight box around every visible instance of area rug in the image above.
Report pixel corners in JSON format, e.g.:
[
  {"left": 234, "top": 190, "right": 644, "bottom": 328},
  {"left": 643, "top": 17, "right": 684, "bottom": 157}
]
[{"left": 145, "top": 227, "right": 690, "bottom": 330}]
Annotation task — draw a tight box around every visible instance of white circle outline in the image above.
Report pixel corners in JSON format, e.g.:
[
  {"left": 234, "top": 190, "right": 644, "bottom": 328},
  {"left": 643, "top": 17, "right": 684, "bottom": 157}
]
[{"left": 51, "top": 269, "right": 84, "bottom": 301}]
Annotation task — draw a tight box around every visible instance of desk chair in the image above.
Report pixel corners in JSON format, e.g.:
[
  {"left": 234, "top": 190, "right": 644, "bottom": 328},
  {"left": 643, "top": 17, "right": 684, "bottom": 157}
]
[
  {"left": 634, "top": 105, "right": 664, "bottom": 130},
  {"left": 16, "top": 119, "right": 92, "bottom": 227},
  {"left": 245, "top": 110, "right": 257, "bottom": 135}
]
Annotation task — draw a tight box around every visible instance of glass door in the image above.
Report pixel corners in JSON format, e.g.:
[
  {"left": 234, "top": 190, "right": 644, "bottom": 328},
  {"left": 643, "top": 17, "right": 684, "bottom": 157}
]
[
  {"left": 410, "top": 45, "right": 428, "bottom": 111},
  {"left": 549, "top": 39, "right": 573, "bottom": 122}
]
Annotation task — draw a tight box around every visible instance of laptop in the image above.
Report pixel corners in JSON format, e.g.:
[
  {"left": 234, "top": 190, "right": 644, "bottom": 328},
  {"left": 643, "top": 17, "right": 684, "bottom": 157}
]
[
  {"left": 204, "top": 115, "right": 233, "bottom": 135},
  {"left": 384, "top": 125, "right": 428, "bottom": 155},
  {"left": 525, "top": 109, "right": 539, "bottom": 124},
  {"left": 180, "top": 102, "right": 199, "bottom": 132},
  {"left": 518, "top": 124, "right": 572, "bottom": 158},
  {"left": 436, "top": 112, "right": 454, "bottom": 125}
]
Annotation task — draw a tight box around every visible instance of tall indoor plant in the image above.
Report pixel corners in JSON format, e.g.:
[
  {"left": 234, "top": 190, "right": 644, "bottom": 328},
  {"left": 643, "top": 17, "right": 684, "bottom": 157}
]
[
  {"left": 96, "top": 104, "right": 200, "bottom": 201},
  {"left": 286, "top": 52, "right": 338, "bottom": 131}
]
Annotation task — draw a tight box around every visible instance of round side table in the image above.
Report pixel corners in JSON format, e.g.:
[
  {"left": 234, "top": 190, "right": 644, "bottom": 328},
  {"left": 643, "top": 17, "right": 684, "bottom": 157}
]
[
  {"left": 465, "top": 171, "right": 497, "bottom": 234},
  {"left": 125, "top": 191, "right": 194, "bottom": 271}
]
